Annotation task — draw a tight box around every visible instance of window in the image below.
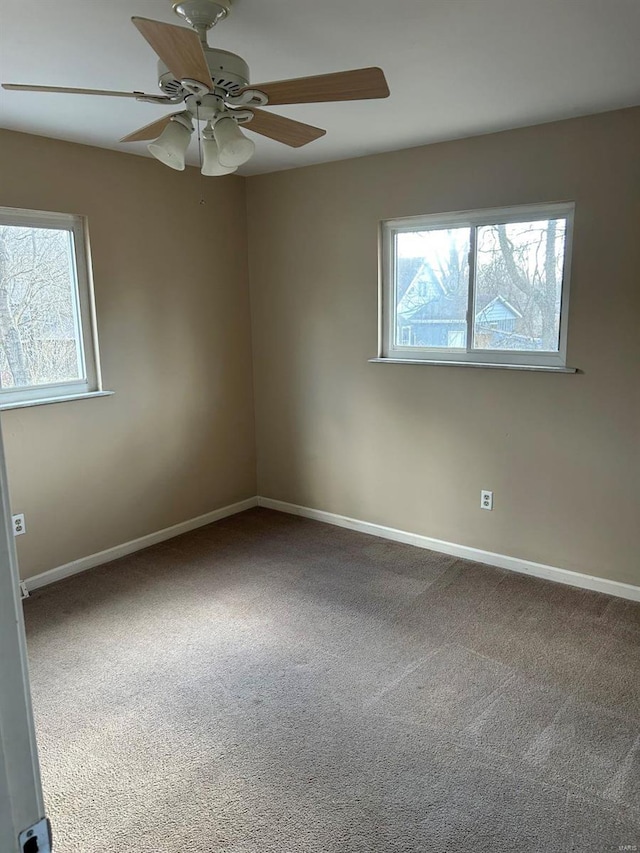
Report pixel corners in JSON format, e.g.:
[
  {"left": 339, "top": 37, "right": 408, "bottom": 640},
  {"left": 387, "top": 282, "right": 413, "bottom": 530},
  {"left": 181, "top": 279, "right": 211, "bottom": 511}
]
[
  {"left": 0, "top": 207, "right": 102, "bottom": 407},
  {"left": 380, "top": 202, "right": 574, "bottom": 368}
]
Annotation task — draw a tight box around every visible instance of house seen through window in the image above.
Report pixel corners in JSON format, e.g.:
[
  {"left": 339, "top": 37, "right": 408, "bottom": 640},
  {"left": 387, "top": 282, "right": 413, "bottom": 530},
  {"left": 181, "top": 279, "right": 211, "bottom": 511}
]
[
  {"left": 0, "top": 207, "right": 101, "bottom": 407},
  {"left": 381, "top": 203, "right": 574, "bottom": 368}
]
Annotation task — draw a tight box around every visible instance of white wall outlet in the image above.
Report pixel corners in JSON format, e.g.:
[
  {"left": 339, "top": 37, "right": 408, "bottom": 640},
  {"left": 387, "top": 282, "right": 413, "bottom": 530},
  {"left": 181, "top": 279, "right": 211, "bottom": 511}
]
[
  {"left": 12, "top": 513, "right": 26, "bottom": 536},
  {"left": 480, "top": 490, "right": 493, "bottom": 511}
]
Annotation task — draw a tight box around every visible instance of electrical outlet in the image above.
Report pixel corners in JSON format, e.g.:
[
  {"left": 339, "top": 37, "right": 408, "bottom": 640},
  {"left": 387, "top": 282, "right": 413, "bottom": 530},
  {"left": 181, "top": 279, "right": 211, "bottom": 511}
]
[
  {"left": 12, "top": 513, "right": 26, "bottom": 536},
  {"left": 480, "top": 490, "right": 493, "bottom": 511}
]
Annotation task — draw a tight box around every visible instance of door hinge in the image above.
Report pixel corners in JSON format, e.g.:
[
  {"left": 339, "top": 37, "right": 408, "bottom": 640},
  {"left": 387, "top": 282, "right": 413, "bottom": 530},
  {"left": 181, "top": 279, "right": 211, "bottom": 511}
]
[{"left": 18, "top": 817, "right": 52, "bottom": 853}]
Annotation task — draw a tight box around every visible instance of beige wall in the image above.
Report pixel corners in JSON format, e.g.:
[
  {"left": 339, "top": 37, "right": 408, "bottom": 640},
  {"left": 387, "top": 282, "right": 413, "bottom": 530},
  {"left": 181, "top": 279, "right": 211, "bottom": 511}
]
[
  {"left": 246, "top": 108, "right": 640, "bottom": 587},
  {"left": 0, "top": 130, "right": 256, "bottom": 580},
  {"left": 2, "top": 109, "right": 639, "bottom": 588}
]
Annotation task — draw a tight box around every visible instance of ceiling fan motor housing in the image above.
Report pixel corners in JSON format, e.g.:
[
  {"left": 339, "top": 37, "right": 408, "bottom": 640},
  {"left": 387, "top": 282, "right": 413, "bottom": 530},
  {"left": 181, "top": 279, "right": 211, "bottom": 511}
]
[{"left": 158, "top": 47, "right": 249, "bottom": 97}]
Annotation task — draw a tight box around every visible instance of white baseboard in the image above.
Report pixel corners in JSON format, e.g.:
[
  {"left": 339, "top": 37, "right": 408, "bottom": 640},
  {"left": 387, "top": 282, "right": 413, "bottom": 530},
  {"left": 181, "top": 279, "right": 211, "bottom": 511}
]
[
  {"left": 24, "top": 497, "right": 258, "bottom": 593},
  {"left": 257, "top": 496, "right": 640, "bottom": 603},
  {"left": 23, "top": 493, "right": 640, "bottom": 604}
]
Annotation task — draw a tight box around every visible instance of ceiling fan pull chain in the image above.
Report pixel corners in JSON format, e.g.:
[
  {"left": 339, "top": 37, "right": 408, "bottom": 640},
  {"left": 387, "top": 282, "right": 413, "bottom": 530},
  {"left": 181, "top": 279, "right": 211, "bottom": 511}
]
[{"left": 195, "top": 103, "right": 207, "bottom": 204}]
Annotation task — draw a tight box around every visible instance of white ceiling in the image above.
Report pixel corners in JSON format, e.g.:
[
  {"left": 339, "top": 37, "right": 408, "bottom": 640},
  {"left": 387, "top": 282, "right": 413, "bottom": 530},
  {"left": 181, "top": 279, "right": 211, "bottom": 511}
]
[{"left": 1, "top": 0, "right": 639, "bottom": 176}]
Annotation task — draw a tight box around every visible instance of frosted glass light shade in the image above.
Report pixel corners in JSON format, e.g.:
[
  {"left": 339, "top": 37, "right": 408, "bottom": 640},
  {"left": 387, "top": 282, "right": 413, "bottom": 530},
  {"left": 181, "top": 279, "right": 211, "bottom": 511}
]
[
  {"left": 213, "top": 117, "right": 255, "bottom": 167},
  {"left": 148, "top": 119, "right": 192, "bottom": 171},
  {"left": 201, "top": 137, "right": 237, "bottom": 176}
]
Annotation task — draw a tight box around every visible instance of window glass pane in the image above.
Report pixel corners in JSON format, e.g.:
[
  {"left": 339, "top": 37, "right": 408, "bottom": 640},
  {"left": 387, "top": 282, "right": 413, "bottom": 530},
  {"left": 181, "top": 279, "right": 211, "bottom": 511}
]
[
  {"left": 395, "top": 227, "right": 470, "bottom": 349},
  {"left": 0, "top": 225, "right": 84, "bottom": 390},
  {"left": 474, "top": 218, "right": 567, "bottom": 352}
]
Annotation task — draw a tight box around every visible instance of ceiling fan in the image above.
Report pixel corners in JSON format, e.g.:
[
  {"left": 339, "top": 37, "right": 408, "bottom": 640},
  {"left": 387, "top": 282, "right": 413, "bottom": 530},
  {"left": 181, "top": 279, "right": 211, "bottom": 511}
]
[{"left": 2, "top": 0, "right": 390, "bottom": 175}]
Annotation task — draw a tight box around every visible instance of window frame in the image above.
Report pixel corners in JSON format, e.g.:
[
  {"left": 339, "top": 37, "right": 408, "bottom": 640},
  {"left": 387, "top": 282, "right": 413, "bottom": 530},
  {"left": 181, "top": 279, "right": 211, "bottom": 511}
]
[
  {"left": 380, "top": 202, "right": 575, "bottom": 368},
  {"left": 0, "top": 206, "right": 102, "bottom": 407}
]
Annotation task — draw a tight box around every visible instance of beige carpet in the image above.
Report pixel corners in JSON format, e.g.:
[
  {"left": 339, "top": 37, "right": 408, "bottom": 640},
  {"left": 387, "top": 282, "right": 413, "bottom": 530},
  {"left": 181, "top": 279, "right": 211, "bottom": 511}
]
[{"left": 23, "top": 508, "right": 640, "bottom": 852}]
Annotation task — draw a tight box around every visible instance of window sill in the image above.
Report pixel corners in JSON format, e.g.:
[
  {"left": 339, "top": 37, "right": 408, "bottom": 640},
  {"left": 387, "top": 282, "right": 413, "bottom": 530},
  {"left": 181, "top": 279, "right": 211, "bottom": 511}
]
[
  {"left": 0, "top": 390, "right": 114, "bottom": 412},
  {"left": 368, "top": 358, "right": 577, "bottom": 373}
]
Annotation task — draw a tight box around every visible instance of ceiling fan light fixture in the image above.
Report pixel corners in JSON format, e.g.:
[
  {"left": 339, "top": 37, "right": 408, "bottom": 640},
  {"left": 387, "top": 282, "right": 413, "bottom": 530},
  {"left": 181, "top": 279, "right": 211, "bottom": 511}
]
[
  {"left": 213, "top": 116, "right": 255, "bottom": 167},
  {"left": 201, "top": 136, "right": 237, "bottom": 176},
  {"left": 4, "top": 12, "right": 390, "bottom": 175},
  {"left": 148, "top": 115, "right": 193, "bottom": 171}
]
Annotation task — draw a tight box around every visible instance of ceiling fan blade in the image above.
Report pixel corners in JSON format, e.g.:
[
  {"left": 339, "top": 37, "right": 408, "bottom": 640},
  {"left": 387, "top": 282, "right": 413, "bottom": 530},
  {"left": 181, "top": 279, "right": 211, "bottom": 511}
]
[
  {"left": 120, "top": 113, "right": 181, "bottom": 143},
  {"left": 245, "top": 109, "right": 326, "bottom": 148},
  {"left": 2, "top": 83, "right": 172, "bottom": 100},
  {"left": 247, "top": 67, "right": 389, "bottom": 106},
  {"left": 132, "top": 17, "right": 212, "bottom": 89}
]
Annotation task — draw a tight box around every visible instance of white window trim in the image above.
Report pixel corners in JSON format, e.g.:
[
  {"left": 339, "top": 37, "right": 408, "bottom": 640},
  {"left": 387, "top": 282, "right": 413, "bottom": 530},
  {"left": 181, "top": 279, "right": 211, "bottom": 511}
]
[
  {"left": 379, "top": 202, "right": 575, "bottom": 369},
  {"left": 0, "top": 207, "right": 104, "bottom": 407}
]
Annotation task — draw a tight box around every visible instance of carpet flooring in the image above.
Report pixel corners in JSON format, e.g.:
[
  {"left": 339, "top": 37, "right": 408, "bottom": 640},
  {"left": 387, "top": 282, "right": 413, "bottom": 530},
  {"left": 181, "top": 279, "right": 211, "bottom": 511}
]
[{"left": 23, "top": 508, "right": 640, "bottom": 852}]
